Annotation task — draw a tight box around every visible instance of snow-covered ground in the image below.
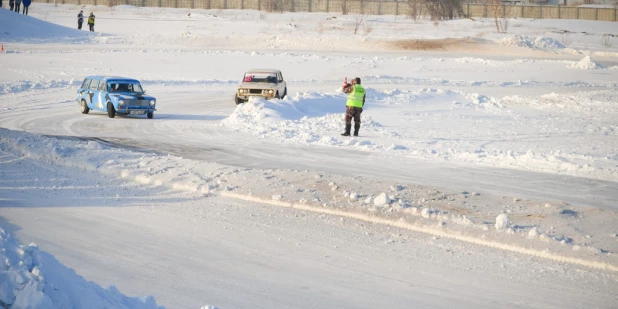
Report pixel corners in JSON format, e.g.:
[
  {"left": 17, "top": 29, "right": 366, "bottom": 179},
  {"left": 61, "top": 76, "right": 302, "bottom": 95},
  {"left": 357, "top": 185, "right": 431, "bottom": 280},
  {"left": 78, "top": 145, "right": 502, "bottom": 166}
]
[
  {"left": 1, "top": 4, "right": 618, "bottom": 309},
  {"left": 0, "top": 226, "right": 162, "bottom": 308}
]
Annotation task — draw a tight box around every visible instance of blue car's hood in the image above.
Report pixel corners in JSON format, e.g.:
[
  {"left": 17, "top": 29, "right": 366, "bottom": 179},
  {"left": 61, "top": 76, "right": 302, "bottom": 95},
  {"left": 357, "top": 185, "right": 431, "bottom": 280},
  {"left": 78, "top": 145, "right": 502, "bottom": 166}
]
[{"left": 109, "top": 93, "right": 155, "bottom": 101}]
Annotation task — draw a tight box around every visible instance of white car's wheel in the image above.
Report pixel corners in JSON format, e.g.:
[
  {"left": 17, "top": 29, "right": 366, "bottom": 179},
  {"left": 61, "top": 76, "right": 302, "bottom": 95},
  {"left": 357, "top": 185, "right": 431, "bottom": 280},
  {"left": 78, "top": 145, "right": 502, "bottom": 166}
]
[{"left": 235, "top": 94, "right": 243, "bottom": 105}]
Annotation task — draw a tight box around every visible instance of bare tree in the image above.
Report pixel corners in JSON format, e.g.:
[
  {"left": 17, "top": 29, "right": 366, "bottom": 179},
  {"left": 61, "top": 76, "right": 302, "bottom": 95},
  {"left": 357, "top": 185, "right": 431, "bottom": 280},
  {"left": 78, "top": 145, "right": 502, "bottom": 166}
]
[
  {"left": 342, "top": 0, "right": 350, "bottom": 15},
  {"left": 407, "top": 0, "right": 426, "bottom": 20},
  {"left": 602, "top": 34, "right": 613, "bottom": 48},
  {"left": 415, "top": 0, "right": 464, "bottom": 21},
  {"left": 353, "top": 15, "right": 367, "bottom": 34},
  {"left": 486, "top": 0, "right": 511, "bottom": 32},
  {"left": 363, "top": 20, "right": 373, "bottom": 35},
  {"left": 263, "top": 0, "right": 286, "bottom": 13}
]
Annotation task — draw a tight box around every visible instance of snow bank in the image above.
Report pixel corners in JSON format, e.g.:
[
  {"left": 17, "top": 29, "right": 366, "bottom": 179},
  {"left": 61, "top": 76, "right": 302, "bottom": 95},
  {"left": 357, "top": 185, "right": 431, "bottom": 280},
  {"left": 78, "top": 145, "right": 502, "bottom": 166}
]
[
  {"left": 373, "top": 193, "right": 392, "bottom": 206},
  {"left": 569, "top": 56, "right": 606, "bottom": 70},
  {"left": 222, "top": 91, "right": 389, "bottom": 148},
  {"left": 497, "top": 35, "right": 565, "bottom": 51},
  {"left": 227, "top": 92, "right": 343, "bottom": 123},
  {"left": 0, "top": 227, "right": 163, "bottom": 309},
  {"left": 0, "top": 9, "right": 94, "bottom": 43},
  {"left": 495, "top": 213, "right": 510, "bottom": 231},
  {"left": 1, "top": 128, "right": 617, "bottom": 272}
]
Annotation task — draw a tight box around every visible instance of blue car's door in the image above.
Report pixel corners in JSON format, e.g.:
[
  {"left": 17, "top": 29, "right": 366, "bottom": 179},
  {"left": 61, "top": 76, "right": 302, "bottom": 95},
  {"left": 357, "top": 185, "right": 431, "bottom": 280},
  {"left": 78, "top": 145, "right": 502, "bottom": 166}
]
[
  {"left": 97, "top": 80, "right": 108, "bottom": 110},
  {"left": 87, "top": 79, "right": 101, "bottom": 110},
  {"left": 78, "top": 78, "right": 91, "bottom": 102}
]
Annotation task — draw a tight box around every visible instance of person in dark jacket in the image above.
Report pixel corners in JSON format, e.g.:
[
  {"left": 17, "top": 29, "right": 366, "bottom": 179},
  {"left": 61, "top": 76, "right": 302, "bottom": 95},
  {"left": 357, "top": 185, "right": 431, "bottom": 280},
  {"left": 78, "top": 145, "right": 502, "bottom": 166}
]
[
  {"left": 87, "top": 12, "right": 95, "bottom": 32},
  {"left": 9, "top": 0, "right": 14, "bottom": 11},
  {"left": 13, "top": 0, "right": 20, "bottom": 13},
  {"left": 77, "top": 10, "right": 84, "bottom": 29},
  {"left": 21, "top": 0, "right": 30, "bottom": 15}
]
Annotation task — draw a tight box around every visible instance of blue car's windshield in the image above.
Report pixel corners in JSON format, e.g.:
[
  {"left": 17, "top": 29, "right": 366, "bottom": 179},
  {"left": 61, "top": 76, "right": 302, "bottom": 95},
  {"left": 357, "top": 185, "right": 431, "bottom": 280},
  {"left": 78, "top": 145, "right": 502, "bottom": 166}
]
[{"left": 107, "top": 82, "right": 144, "bottom": 93}]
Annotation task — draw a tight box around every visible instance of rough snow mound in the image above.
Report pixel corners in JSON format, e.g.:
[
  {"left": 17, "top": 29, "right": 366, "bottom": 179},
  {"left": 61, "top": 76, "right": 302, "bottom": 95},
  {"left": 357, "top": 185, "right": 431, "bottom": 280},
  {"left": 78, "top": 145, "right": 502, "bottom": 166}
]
[
  {"left": 569, "top": 56, "right": 605, "bottom": 70},
  {"left": 495, "top": 213, "right": 510, "bottom": 231},
  {"left": 226, "top": 92, "right": 342, "bottom": 123},
  {"left": 0, "top": 227, "right": 164, "bottom": 309},
  {"left": 0, "top": 8, "right": 94, "bottom": 43},
  {"left": 222, "top": 91, "right": 391, "bottom": 148},
  {"left": 497, "top": 35, "right": 565, "bottom": 51}
]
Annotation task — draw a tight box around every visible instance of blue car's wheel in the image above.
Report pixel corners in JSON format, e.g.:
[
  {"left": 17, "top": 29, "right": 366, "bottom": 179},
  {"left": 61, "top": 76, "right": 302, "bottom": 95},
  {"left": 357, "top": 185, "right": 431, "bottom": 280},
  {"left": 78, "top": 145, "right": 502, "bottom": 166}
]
[
  {"left": 80, "top": 100, "right": 90, "bottom": 114},
  {"left": 107, "top": 102, "right": 116, "bottom": 118},
  {"left": 147, "top": 112, "right": 154, "bottom": 119}
]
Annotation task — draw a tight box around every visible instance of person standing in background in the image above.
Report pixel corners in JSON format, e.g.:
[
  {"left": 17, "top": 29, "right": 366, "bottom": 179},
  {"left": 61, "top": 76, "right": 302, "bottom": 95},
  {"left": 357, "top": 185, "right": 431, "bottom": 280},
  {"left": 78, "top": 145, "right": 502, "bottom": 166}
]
[
  {"left": 87, "top": 12, "right": 95, "bottom": 32},
  {"left": 340, "top": 77, "right": 366, "bottom": 137},
  {"left": 9, "top": 0, "right": 14, "bottom": 11},
  {"left": 21, "top": 0, "right": 29, "bottom": 15},
  {"left": 77, "top": 10, "right": 84, "bottom": 30},
  {"left": 13, "top": 0, "right": 20, "bottom": 13}
]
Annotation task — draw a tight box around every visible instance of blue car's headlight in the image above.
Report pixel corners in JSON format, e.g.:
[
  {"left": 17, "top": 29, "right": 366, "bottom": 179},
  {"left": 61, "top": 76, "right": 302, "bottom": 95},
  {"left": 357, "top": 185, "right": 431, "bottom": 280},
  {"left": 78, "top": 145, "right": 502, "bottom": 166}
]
[
  {"left": 119, "top": 100, "right": 125, "bottom": 106},
  {"left": 149, "top": 100, "right": 155, "bottom": 107}
]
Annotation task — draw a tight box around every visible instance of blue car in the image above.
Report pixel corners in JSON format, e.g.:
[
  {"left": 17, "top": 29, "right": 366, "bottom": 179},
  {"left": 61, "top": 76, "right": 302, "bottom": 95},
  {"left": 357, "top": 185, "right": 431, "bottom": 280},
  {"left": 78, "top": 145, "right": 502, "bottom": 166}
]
[{"left": 76, "top": 76, "right": 156, "bottom": 119}]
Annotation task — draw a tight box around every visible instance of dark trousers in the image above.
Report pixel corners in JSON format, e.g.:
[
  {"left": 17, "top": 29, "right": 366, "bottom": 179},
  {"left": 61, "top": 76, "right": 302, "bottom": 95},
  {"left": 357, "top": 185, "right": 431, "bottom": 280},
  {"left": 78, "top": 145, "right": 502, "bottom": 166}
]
[
  {"left": 78, "top": 20, "right": 83, "bottom": 30},
  {"left": 344, "top": 106, "right": 362, "bottom": 125},
  {"left": 88, "top": 24, "right": 94, "bottom": 32},
  {"left": 14, "top": 3, "right": 19, "bottom": 12},
  {"left": 22, "top": 5, "right": 27, "bottom": 15}
]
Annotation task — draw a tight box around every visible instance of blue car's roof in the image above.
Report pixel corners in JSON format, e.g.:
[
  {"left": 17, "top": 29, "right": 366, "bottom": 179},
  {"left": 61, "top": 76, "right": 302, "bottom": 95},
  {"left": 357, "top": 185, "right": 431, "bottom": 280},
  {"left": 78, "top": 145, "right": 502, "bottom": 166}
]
[{"left": 85, "top": 76, "right": 140, "bottom": 83}]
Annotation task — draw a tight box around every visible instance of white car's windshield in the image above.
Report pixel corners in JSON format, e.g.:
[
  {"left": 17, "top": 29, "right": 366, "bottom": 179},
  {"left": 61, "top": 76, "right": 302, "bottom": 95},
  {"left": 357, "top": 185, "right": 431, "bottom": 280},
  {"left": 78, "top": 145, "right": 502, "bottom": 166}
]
[
  {"left": 243, "top": 73, "right": 278, "bottom": 83},
  {"left": 108, "top": 82, "right": 144, "bottom": 93}
]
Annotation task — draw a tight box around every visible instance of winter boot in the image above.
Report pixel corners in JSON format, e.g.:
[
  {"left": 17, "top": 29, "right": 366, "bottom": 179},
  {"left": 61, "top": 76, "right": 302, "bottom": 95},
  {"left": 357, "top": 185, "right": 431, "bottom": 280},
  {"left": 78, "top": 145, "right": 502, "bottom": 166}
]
[
  {"left": 353, "top": 123, "right": 360, "bottom": 137},
  {"left": 341, "top": 124, "right": 351, "bottom": 136}
]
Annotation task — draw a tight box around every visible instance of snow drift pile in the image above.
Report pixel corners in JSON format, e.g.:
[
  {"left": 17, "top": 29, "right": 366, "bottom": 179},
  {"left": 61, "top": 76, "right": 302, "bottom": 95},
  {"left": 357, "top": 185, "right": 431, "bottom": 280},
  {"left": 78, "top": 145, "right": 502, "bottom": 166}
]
[
  {"left": 0, "top": 9, "right": 93, "bottom": 43},
  {"left": 497, "top": 35, "right": 565, "bottom": 51},
  {"left": 569, "top": 56, "right": 606, "bottom": 70},
  {"left": 0, "top": 227, "right": 164, "bottom": 309}
]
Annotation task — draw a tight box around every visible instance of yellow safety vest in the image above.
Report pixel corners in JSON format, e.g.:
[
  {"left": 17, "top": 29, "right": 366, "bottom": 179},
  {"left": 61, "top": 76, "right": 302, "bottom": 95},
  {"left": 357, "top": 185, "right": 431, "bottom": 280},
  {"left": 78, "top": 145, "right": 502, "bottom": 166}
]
[
  {"left": 346, "top": 85, "right": 365, "bottom": 108},
  {"left": 88, "top": 16, "right": 95, "bottom": 24}
]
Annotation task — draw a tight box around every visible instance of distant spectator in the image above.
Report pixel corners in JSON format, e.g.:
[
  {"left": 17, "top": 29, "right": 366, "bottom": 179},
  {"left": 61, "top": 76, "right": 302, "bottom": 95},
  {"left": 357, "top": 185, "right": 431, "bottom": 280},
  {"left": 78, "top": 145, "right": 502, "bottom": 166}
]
[
  {"left": 77, "top": 10, "right": 84, "bottom": 30},
  {"left": 22, "top": 0, "right": 29, "bottom": 15},
  {"left": 9, "top": 0, "right": 14, "bottom": 11},
  {"left": 13, "top": 0, "right": 19, "bottom": 13},
  {"left": 87, "top": 12, "right": 95, "bottom": 32}
]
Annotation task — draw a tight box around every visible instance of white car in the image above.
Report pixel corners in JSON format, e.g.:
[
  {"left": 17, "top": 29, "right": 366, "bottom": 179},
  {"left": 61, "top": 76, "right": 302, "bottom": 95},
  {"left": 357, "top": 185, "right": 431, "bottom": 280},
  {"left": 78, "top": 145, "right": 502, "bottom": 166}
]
[{"left": 235, "top": 69, "right": 287, "bottom": 104}]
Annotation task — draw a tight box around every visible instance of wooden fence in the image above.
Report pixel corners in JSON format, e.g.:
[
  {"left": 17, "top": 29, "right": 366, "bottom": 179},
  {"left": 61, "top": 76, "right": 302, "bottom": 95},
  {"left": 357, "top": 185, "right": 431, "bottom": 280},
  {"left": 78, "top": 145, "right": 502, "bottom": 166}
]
[{"left": 33, "top": 0, "right": 618, "bottom": 21}]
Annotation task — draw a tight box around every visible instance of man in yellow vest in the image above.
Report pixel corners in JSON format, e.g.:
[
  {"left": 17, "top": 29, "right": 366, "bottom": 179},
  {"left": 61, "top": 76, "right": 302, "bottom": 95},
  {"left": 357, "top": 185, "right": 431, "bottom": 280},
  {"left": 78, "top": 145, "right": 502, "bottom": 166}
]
[
  {"left": 341, "top": 77, "right": 365, "bottom": 137},
  {"left": 88, "top": 12, "right": 95, "bottom": 32}
]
